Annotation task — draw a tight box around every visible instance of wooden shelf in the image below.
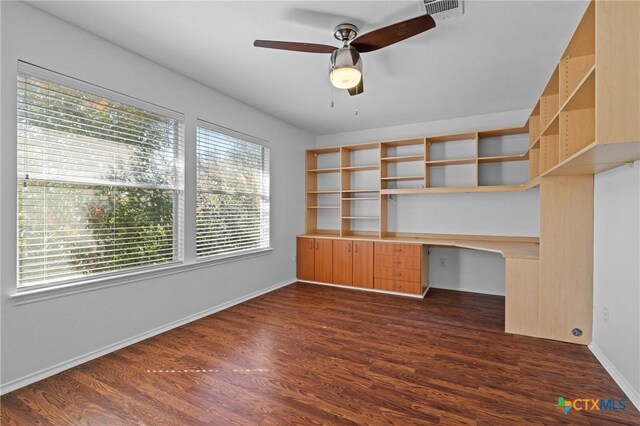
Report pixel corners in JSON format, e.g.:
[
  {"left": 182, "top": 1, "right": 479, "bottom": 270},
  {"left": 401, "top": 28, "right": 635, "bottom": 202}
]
[
  {"left": 381, "top": 185, "right": 528, "bottom": 195},
  {"left": 308, "top": 147, "right": 340, "bottom": 154},
  {"left": 426, "top": 158, "right": 476, "bottom": 166},
  {"left": 543, "top": 141, "right": 639, "bottom": 178},
  {"left": 341, "top": 216, "right": 379, "bottom": 220},
  {"left": 342, "top": 189, "right": 379, "bottom": 193},
  {"left": 342, "top": 197, "right": 379, "bottom": 201},
  {"left": 541, "top": 112, "right": 559, "bottom": 137},
  {"left": 307, "top": 229, "right": 340, "bottom": 236},
  {"left": 561, "top": 66, "right": 595, "bottom": 112},
  {"left": 381, "top": 176, "right": 424, "bottom": 181},
  {"left": 307, "top": 167, "right": 340, "bottom": 174},
  {"left": 381, "top": 155, "right": 424, "bottom": 163},
  {"left": 427, "top": 132, "right": 477, "bottom": 143},
  {"left": 381, "top": 138, "right": 424, "bottom": 147},
  {"left": 341, "top": 165, "right": 379, "bottom": 171},
  {"left": 307, "top": 190, "right": 340, "bottom": 194},
  {"left": 307, "top": 206, "right": 340, "bottom": 209},
  {"left": 478, "top": 125, "right": 529, "bottom": 138},
  {"left": 341, "top": 142, "right": 380, "bottom": 151},
  {"left": 478, "top": 153, "right": 528, "bottom": 164}
]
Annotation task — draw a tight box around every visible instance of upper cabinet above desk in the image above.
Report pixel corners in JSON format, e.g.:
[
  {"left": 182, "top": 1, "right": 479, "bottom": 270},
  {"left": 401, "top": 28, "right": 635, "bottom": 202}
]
[{"left": 528, "top": 0, "right": 640, "bottom": 179}]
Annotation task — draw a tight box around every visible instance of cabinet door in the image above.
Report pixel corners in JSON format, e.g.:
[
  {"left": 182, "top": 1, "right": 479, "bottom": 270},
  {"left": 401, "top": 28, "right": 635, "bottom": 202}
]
[
  {"left": 296, "top": 238, "right": 315, "bottom": 281},
  {"left": 352, "top": 241, "right": 373, "bottom": 288},
  {"left": 333, "top": 240, "right": 353, "bottom": 286},
  {"left": 314, "top": 239, "right": 333, "bottom": 283}
]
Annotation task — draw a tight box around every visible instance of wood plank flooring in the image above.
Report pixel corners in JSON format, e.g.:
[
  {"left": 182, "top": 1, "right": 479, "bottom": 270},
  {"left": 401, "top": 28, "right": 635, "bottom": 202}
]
[{"left": 2, "top": 283, "right": 638, "bottom": 425}]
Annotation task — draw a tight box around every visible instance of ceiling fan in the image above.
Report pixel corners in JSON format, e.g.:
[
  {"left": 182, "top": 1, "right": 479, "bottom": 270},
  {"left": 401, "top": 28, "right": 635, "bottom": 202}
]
[{"left": 253, "top": 14, "right": 436, "bottom": 96}]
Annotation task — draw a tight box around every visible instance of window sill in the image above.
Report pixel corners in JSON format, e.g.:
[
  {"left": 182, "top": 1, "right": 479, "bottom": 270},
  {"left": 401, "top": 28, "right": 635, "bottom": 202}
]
[{"left": 9, "top": 247, "right": 273, "bottom": 306}]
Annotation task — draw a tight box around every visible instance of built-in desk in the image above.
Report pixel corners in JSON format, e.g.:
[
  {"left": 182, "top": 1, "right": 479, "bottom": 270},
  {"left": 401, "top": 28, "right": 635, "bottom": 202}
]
[
  {"left": 301, "top": 233, "right": 539, "bottom": 259},
  {"left": 297, "top": 233, "right": 541, "bottom": 339}
]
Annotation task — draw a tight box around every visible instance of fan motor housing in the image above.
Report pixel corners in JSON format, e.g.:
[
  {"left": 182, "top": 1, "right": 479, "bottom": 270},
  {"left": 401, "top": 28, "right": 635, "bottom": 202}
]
[
  {"left": 330, "top": 46, "right": 362, "bottom": 72},
  {"left": 333, "top": 24, "right": 358, "bottom": 43}
]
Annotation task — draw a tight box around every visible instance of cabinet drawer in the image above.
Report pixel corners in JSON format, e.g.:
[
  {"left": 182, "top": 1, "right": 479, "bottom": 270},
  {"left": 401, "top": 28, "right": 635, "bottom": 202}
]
[
  {"left": 374, "top": 255, "right": 420, "bottom": 270},
  {"left": 374, "top": 265, "right": 421, "bottom": 282},
  {"left": 374, "top": 278, "right": 421, "bottom": 295},
  {"left": 374, "top": 243, "right": 420, "bottom": 257}
]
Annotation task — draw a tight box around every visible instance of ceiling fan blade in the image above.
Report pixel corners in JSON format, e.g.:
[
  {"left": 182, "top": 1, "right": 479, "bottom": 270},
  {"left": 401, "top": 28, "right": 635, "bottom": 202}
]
[
  {"left": 348, "top": 77, "right": 364, "bottom": 96},
  {"left": 253, "top": 40, "right": 337, "bottom": 54},
  {"left": 350, "top": 15, "right": 436, "bottom": 53}
]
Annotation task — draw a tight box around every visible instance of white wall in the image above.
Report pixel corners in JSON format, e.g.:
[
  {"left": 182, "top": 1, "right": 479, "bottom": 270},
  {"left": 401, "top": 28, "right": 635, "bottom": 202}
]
[
  {"left": 0, "top": 1, "right": 314, "bottom": 392},
  {"left": 316, "top": 110, "right": 540, "bottom": 296},
  {"left": 592, "top": 161, "right": 640, "bottom": 409}
]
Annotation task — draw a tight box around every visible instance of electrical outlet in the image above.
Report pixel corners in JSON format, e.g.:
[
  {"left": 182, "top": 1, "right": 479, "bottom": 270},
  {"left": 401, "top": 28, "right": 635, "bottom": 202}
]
[
  {"left": 439, "top": 258, "right": 446, "bottom": 267},
  {"left": 604, "top": 306, "right": 609, "bottom": 322}
]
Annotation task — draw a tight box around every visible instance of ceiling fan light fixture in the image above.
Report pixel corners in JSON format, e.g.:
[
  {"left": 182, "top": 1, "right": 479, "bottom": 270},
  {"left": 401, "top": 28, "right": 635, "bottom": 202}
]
[
  {"left": 330, "top": 67, "right": 362, "bottom": 89},
  {"left": 329, "top": 46, "right": 362, "bottom": 90}
]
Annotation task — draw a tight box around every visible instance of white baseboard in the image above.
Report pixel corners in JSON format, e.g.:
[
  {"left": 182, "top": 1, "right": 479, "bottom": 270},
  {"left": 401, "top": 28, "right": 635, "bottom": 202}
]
[
  {"left": 0, "top": 279, "right": 295, "bottom": 396},
  {"left": 299, "top": 280, "right": 428, "bottom": 299},
  {"left": 429, "top": 283, "right": 505, "bottom": 297},
  {"left": 589, "top": 343, "right": 640, "bottom": 411}
]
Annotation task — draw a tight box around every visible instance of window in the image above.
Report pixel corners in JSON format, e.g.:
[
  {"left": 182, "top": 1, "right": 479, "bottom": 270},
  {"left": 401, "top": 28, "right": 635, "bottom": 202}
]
[
  {"left": 196, "top": 122, "right": 270, "bottom": 259},
  {"left": 17, "top": 63, "right": 184, "bottom": 289}
]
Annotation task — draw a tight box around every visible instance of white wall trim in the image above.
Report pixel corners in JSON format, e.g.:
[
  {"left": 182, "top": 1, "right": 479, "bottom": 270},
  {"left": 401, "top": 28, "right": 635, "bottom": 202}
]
[
  {"left": 10, "top": 248, "right": 274, "bottom": 306},
  {"left": 430, "top": 283, "right": 505, "bottom": 297},
  {"left": 589, "top": 343, "right": 640, "bottom": 411},
  {"left": 0, "top": 278, "right": 295, "bottom": 396},
  {"left": 298, "top": 280, "right": 428, "bottom": 299}
]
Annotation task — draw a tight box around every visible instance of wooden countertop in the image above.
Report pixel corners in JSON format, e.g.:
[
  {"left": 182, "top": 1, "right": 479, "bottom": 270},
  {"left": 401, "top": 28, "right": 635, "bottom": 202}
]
[{"left": 298, "top": 233, "right": 539, "bottom": 260}]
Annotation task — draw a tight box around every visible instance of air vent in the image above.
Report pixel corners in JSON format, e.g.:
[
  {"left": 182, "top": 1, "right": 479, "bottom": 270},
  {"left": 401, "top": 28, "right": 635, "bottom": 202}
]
[{"left": 423, "top": 0, "right": 464, "bottom": 20}]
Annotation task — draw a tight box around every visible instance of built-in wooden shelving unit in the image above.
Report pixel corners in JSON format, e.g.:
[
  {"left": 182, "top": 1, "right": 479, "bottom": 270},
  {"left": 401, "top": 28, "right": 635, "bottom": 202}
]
[
  {"left": 526, "top": 1, "right": 639, "bottom": 181},
  {"left": 306, "top": 125, "right": 532, "bottom": 235}
]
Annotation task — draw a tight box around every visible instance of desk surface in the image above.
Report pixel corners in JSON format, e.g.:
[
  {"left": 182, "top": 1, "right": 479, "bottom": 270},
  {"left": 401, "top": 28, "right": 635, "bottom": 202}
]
[{"left": 299, "top": 234, "right": 540, "bottom": 260}]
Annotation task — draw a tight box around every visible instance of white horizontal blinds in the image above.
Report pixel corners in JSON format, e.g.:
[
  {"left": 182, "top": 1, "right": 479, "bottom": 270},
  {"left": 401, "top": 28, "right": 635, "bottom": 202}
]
[
  {"left": 17, "top": 65, "right": 184, "bottom": 288},
  {"left": 196, "top": 125, "right": 270, "bottom": 258}
]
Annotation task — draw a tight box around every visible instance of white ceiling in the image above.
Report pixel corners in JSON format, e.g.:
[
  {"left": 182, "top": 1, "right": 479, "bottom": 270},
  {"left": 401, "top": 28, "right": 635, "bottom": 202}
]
[{"left": 29, "top": 1, "right": 588, "bottom": 136}]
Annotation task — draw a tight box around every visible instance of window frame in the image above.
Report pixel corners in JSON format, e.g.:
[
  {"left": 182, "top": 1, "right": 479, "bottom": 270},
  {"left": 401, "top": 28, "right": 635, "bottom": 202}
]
[
  {"left": 194, "top": 119, "right": 272, "bottom": 263},
  {"left": 15, "top": 62, "right": 186, "bottom": 292}
]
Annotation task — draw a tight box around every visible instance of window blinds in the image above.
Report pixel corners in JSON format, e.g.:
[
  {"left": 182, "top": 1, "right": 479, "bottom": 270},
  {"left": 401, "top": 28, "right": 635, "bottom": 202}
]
[
  {"left": 17, "top": 63, "right": 184, "bottom": 288},
  {"left": 196, "top": 124, "right": 270, "bottom": 258}
]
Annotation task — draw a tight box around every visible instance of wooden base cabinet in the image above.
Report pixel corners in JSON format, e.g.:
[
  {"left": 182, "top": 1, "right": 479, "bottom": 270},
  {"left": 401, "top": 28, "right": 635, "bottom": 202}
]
[
  {"left": 314, "top": 239, "right": 333, "bottom": 283},
  {"left": 332, "top": 240, "right": 374, "bottom": 288},
  {"left": 296, "top": 237, "right": 333, "bottom": 283},
  {"left": 352, "top": 241, "right": 373, "bottom": 288},
  {"left": 505, "top": 258, "right": 540, "bottom": 338},
  {"left": 333, "top": 240, "right": 353, "bottom": 286},
  {"left": 373, "top": 243, "right": 428, "bottom": 296},
  {"left": 296, "top": 237, "right": 314, "bottom": 281}
]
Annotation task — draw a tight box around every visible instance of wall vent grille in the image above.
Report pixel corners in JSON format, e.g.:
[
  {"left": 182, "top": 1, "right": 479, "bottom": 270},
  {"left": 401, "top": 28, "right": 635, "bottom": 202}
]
[{"left": 424, "top": 0, "right": 464, "bottom": 19}]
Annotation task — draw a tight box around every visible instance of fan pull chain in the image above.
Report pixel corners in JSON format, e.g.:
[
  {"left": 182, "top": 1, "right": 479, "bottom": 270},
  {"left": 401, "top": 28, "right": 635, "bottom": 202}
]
[{"left": 330, "top": 68, "right": 335, "bottom": 108}]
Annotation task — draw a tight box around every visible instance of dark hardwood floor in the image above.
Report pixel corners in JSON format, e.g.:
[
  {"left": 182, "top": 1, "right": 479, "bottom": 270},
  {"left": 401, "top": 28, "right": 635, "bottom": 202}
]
[{"left": 2, "top": 283, "right": 638, "bottom": 425}]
